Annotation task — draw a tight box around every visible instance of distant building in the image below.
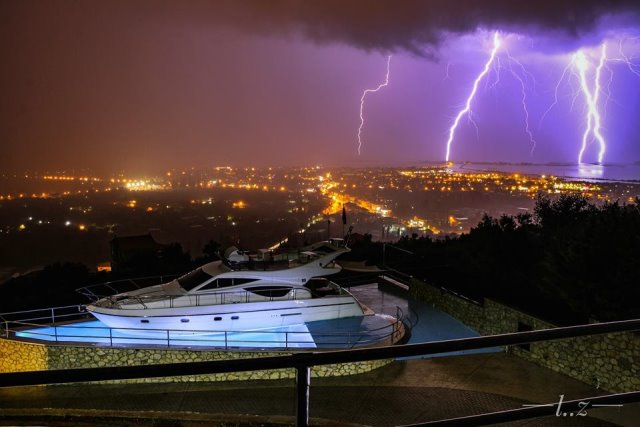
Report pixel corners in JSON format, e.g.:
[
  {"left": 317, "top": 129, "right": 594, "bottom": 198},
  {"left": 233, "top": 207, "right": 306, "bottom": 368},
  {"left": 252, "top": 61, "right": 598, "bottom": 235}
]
[
  {"left": 110, "top": 234, "right": 162, "bottom": 273},
  {"left": 96, "top": 261, "right": 112, "bottom": 273}
]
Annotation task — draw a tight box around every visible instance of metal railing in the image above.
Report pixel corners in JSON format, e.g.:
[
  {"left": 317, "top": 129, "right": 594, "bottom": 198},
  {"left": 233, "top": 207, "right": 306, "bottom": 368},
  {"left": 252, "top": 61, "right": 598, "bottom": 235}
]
[
  {"left": 380, "top": 267, "right": 413, "bottom": 285},
  {"left": 76, "top": 274, "right": 180, "bottom": 301},
  {"left": 77, "top": 275, "right": 356, "bottom": 311},
  {"left": 1, "top": 317, "right": 639, "bottom": 426},
  {"left": 1, "top": 305, "right": 407, "bottom": 351},
  {"left": 402, "top": 391, "right": 640, "bottom": 426},
  {"left": 331, "top": 271, "right": 382, "bottom": 288},
  {"left": 3, "top": 317, "right": 404, "bottom": 350},
  {"left": 92, "top": 284, "right": 351, "bottom": 311},
  {"left": 0, "top": 304, "right": 88, "bottom": 326},
  {"left": 379, "top": 270, "right": 484, "bottom": 306}
]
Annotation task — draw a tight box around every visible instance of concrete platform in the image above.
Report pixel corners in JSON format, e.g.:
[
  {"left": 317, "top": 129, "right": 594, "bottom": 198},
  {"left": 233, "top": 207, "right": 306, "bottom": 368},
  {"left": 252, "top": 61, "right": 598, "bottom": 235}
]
[{"left": 1, "top": 352, "right": 637, "bottom": 426}]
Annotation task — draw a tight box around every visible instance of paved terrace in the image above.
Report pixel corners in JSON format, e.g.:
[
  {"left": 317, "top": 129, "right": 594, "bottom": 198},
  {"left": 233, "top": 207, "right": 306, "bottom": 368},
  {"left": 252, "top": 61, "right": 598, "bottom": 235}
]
[{"left": 1, "top": 352, "right": 638, "bottom": 426}]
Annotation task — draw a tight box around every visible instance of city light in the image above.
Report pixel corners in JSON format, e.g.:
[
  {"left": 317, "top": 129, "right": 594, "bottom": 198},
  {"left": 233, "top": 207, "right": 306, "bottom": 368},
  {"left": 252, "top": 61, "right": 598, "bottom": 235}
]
[
  {"left": 0, "top": 165, "right": 624, "bottom": 241},
  {"left": 232, "top": 201, "right": 246, "bottom": 209}
]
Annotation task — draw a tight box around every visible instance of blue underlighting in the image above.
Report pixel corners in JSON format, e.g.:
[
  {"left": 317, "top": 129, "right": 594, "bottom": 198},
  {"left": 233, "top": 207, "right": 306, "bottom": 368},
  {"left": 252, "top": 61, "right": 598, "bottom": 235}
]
[
  {"left": 14, "top": 314, "right": 397, "bottom": 350},
  {"left": 16, "top": 320, "right": 316, "bottom": 349}
]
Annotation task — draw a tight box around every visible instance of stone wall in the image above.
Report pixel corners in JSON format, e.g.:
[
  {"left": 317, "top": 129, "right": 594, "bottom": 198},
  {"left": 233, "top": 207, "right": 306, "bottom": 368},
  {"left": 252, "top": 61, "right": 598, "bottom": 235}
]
[
  {"left": 409, "top": 278, "right": 640, "bottom": 393},
  {"left": 0, "top": 338, "right": 390, "bottom": 383},
  {"left": 0, "top": 338, "right": 47, "bottom": 372}
]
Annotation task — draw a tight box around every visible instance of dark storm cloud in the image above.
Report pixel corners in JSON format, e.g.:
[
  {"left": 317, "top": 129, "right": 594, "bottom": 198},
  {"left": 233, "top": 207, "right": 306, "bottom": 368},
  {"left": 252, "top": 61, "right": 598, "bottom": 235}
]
[
  {"left": 212, "top": 0, "right": 640, "bottom": 54},
  {"left": 2, "top": 0, "right": 640, "bottom": 172}
]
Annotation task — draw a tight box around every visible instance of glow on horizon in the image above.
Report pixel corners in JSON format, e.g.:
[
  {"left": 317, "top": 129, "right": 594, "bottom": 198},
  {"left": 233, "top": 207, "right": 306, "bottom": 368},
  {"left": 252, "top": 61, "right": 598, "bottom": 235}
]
[
  {"left": 357, "top": 55, "right": 392, "bottom": 156},
  {"left": 445, "top": 32, "right": 501, "bottom": 162}
]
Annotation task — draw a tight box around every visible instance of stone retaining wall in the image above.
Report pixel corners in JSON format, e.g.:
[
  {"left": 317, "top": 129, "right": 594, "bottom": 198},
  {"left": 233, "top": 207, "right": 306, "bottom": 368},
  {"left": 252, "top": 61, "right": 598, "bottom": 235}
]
[
  {"left": 0, "top": 339, "right": 390, "bottom": 383},
  {"left": 0, "top": 338, "right": 47, "bottom": 372},
  {"left": 409, "top": 278, "right": 640, "bottom": 393}
]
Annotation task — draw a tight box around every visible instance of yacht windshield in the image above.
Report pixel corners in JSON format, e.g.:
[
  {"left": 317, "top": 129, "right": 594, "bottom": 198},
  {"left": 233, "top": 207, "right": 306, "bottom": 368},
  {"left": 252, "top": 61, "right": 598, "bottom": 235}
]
[{"left": 177, "top": 268, "right": 213, "bottom": 291}]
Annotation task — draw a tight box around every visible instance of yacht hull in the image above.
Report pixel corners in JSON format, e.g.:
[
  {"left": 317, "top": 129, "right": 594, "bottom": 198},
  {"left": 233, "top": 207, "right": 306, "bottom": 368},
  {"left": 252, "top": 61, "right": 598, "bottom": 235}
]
[{"left": 87, "top": 296, "right": 364, "bottom": 333}]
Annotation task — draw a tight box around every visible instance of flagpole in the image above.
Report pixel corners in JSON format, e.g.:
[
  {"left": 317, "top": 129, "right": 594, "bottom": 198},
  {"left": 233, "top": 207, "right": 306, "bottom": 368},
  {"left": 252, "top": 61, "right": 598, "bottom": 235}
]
[{"left": 341, "top": 205, "right": 346, "bottom": 238}]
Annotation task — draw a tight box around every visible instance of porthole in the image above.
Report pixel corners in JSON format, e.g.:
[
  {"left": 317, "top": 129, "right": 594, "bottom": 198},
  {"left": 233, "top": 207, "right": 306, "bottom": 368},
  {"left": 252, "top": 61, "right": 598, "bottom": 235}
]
[
  {"left": 180, "top": 319, "right": 189, "bottom": 323},
  {"left": 214, "top": 316, "right": 222, "bottom": 321},
  {"left": 231, "top": 316, "right": 239, "bottom": 320},
  {"left": 140, "top": 319, "right": 149, "bottom": 324}
]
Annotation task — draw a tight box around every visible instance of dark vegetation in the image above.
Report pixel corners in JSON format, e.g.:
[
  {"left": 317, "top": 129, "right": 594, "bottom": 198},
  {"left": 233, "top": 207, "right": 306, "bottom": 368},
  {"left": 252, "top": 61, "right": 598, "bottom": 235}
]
[
  {"left": 0, "top": 241, "right": 220, "bottom": 312},
  {"left": 362, "top": 194, "right": 640, "bottom": 324},
  {"left": 2, "top": 195, "right": 639, "bottom": 325}
]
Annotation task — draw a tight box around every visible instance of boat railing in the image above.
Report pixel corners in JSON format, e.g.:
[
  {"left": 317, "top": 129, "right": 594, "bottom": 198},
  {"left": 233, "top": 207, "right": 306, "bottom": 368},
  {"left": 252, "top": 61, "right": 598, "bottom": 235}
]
[
  {"left": 0, "top": 305, "right": 409, "bottom": 350},
  {"left": 93, "top": 286, "right": 312, "bottom": 310},
  {"left": 85, "top": 278, "right": 351, "bottom": 310},
  {"left": 76, "top": 274, "right": 180, "bottom": 301},
  {"left": 0, "top": 304, "right": 88, "bottom": 326}
]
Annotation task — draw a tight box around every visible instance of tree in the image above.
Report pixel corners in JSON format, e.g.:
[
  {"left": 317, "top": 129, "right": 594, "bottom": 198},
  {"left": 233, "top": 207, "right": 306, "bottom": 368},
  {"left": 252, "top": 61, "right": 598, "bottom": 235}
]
[{"left": 202, "top": 240, "right": 221, "bottom": 261}]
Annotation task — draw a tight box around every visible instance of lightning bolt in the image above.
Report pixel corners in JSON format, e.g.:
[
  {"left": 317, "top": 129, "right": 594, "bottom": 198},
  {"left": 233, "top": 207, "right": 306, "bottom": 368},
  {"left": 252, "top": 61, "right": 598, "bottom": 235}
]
[
  {"left": 618, "top": 38, "right": 640, "bottom": 78},
  {"left": 505, "top": 50, "right": 537, "bottom": 156},
  {"left": 486, "top": 55, "right": 502, "bottom": 91},
  {"left": 357, "top": 55, "right": 391, "bottom": 155},
  {"left": 541, "top": 42, "right": 614, "bottom": 164},
  {"left": 445, "top": 32, "right": 501, "bottom": 163},
  {"left": 443, "top": 61, "right": 451, "bottom": 81},
  {"left": 575, "top": 44, "right": 607, "bottom": 164},
  {"left": 539, "top": 61, "right": 573, "bottom": 128}
]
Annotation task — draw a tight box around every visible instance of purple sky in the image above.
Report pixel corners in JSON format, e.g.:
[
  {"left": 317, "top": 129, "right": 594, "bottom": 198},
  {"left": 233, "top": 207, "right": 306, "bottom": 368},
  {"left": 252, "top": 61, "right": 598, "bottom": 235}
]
[{"left": 2, "top": 1, "right": 640, "bottom": 174}]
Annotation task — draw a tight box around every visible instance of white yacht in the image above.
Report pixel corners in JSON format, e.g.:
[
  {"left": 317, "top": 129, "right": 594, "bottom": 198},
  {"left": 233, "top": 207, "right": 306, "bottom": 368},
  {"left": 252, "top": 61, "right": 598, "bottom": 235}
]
[{"left": 86, "top": 240, "right": 366, "bottom": 332}]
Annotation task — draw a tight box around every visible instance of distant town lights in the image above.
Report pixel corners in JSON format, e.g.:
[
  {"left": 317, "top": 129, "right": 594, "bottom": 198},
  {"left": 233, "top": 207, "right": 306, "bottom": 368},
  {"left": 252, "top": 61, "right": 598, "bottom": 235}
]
[{"left": 232, "top": 201, "right": 246, "bottom": 209}]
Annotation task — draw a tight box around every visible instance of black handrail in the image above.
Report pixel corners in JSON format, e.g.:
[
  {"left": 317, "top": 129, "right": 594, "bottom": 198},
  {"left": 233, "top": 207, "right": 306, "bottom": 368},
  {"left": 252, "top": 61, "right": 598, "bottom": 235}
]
[
  {"left": 403, "top": 391, "right": 640, "bottom": 426},
  {"left": 1, "top": 318, "right": 638, "bottom": 385},
  {"left": 2, "top": 317, "right": 639, "bottom": 426}
]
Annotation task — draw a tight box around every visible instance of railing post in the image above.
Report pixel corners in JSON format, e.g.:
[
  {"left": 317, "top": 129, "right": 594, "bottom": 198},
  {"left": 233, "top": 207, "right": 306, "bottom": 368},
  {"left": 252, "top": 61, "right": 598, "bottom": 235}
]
[
  {"left": 295, "top": 365, "right": 310, "bottom": 427},
  {"left": 51, "top": 308, "right": 56, "bottom": 325},
  {"left": 224, "top": 331, "right": 228, "bottom": 350},
  {"left": 285, "top": 332, "right": 288, "bottom": 349},
  {"left": 166, "top": 330, "right": 170, "bottom": 347},
  {"left": 53, "top": 326, "right": 58, "bottom": 342},
  {"left": 109, "top": 328, "right": 113, "bottom": 347},
  {"left": 382, "top": 243, "right": 386, "bottom": 268}
]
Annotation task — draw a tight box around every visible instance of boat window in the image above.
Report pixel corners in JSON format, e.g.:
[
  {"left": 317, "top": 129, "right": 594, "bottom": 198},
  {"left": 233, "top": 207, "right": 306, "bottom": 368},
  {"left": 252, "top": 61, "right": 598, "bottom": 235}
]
[
  {"left": 199, "top": 278, "right": 258, "bottom": 291},
  {"left": 177, "top": 268, "right": 213, "bottom": 291},
  {"left": 245, "top": 286, "right": 292, "bottom": 298},
  {"left": 311, "top": 245, "right": 335, "bottom": 254},
  {"left": 233, "top": 278, "right": 259, "bottom": 286}
]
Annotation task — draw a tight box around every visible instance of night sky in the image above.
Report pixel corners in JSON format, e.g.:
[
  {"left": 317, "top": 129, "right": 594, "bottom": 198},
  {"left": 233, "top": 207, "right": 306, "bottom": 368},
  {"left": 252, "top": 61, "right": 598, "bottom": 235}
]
[{"left": 2, "top": 1, "right": 640, "bottom": 174}]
